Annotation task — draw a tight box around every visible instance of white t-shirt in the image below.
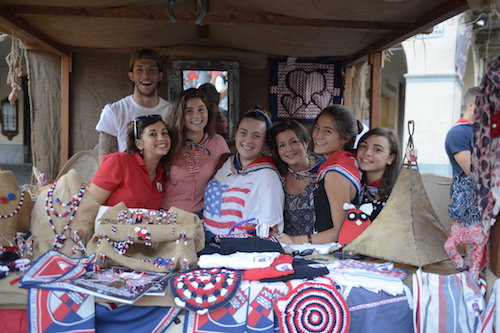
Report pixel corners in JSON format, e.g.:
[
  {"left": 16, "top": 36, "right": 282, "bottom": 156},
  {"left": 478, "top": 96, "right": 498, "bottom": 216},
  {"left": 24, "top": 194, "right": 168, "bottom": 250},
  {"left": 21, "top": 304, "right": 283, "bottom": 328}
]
[
  {"left": 95, "top": 95, "right": 172, "bottom": 152},
  {"left": 203, "top": 155, "right": 285, "bottom": 235}
]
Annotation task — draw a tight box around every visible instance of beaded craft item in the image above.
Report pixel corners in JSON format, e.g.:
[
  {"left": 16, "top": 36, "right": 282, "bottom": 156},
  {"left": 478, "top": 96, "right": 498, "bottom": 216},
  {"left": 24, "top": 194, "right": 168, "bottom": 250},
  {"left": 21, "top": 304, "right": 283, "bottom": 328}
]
[
  {"left": 44, "top": 181, "right": 86, "bottom": 250},
  {"left": 169, "top": 268, "right": 243, "bottom": 315},
  {"left": 0, "top": 189, "right": 25, "bottom": 219}
]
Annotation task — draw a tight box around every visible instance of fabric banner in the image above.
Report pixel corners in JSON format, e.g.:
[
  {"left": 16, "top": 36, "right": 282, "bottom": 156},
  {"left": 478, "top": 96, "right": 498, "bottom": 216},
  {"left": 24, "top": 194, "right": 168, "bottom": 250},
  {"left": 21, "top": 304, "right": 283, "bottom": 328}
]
[
  {"left": 269, "top": 58, "right": 342, "bottom": 121},
  {"left": 184, "top": 280, "right": 288, "bottom": 333},
  {"left": 342, "top": 285, "right": 413, "bottom": 333},
  {"left": 413, "top": 269, "right": 486, "bottom": 332},
  {"left": 480, "top": 278, "right": 500, "bottom": 333},
  {"left": 95, "top": 304, "right": 181, "bottom": 333},
  {"left": 28, "top": 288, "right": 95, "bottom": 333},
  {"left": 20, "top": 250, "right": 94, "bottom": 290}
]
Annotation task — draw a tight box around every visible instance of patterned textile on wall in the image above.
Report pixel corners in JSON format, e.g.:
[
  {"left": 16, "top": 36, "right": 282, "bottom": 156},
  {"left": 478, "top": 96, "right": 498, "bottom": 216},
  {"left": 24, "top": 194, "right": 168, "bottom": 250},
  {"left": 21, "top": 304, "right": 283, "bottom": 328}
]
[
  {"left": 471, "top": 55, "right": 500, "bottom": 226},
  {"left": 270, "top": 58, "right": 342, "bottom": 121}
]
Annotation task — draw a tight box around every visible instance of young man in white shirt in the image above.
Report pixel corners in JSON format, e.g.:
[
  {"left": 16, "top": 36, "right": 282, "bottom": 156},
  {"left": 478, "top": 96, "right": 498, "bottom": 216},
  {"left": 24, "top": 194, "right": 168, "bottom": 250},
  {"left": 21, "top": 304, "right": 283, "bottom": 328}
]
[{"left": 95, "top": 49, "right": 172, "bottom": 163}]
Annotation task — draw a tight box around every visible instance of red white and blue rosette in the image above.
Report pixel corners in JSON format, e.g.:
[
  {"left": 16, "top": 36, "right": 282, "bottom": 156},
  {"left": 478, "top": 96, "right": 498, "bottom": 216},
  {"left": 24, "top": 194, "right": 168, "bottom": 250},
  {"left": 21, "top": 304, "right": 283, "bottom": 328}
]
[
  {"left": 274, "top": 277, "right": 350, "bottom": 333},
  {"left": 169, "top": 267, "right": 242, "bottom": 315}
]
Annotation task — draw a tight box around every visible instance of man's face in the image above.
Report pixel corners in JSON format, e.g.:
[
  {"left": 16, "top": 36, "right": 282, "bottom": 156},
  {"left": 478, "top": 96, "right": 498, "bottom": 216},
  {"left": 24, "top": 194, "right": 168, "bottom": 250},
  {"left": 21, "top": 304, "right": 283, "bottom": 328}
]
[{"left": 128, "top": 59, "right": 163, "bottom": 97}]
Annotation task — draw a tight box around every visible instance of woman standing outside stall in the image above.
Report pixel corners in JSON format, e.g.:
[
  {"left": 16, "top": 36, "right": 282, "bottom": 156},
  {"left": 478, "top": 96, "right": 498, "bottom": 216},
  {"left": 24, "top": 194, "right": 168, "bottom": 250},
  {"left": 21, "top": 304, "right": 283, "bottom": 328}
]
[
  {"left": 278, "top": 105, "right": 361, "bottom": 244},
  {"left": 270, "top": 120, "right": 325, "bottom": 236},
  {"left": 203, "top": 108, "right": 284, "bottom": 235},
  {"left": 89, "top": 115, "right": 171, "bottom": 209},
  {"left": 161, "top": 88, "right": 230, "bottom": 216}
]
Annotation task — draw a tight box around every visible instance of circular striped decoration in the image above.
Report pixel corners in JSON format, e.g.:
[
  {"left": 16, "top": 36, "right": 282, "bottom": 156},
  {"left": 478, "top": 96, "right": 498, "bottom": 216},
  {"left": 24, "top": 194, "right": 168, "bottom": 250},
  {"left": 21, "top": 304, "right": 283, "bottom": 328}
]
[
  {"left": 275, "top": 279, "right": 349, "bottom": 333},
  {"left": 169, "top": 268, "right": 242, "bottom": 315}
]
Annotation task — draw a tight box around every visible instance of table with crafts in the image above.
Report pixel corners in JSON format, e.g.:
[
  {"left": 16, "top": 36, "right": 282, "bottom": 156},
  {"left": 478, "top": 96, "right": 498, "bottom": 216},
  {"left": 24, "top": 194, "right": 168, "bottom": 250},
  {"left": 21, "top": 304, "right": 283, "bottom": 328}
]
[
  {"left": 0, "top": 168, "right": 494, "bottom": 333},
  {"left": 1, "top": 242, "right": 484, "bottom": 333}
]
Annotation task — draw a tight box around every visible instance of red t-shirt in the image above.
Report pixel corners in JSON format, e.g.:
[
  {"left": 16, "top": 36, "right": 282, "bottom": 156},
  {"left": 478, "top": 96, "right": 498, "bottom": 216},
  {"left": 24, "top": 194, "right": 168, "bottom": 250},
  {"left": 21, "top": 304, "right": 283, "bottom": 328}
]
[{"left": 92, "top": 152, "right": 165, "bottom": 209}]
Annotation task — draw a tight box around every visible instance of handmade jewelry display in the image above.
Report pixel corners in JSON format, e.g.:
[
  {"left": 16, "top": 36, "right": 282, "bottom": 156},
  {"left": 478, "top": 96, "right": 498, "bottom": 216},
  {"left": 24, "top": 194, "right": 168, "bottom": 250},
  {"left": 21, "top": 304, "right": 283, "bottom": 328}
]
[
  {"left": 31, "top": 169, "right": 100, "bottom": 259},
  {"left": 87, "top": 204, "right": 205, "bottom": 273},
  {"left": 0, "top": 231, "right": 34, "bottom": 280},
  {"left": 0, "top": 170, "right": 32, "bottom": 244},
  {"left": 45, "top": 180, "right": 86, "bottom": 250},
  {"left": 114, "top": 209, "right": 178, "bottom": 226}
]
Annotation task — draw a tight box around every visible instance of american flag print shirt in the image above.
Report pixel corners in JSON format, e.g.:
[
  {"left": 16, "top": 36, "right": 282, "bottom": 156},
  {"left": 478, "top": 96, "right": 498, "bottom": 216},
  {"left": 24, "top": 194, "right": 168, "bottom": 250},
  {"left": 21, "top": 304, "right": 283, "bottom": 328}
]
[{"left": 203, "top": 156, "right": 285, "bottom": 235}]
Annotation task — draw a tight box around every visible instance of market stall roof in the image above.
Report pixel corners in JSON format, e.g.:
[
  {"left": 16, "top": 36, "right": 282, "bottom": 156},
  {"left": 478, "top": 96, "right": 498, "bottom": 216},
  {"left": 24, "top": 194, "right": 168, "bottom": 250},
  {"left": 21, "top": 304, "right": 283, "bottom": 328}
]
[{"left": 0, "top": 0, "right": 473, "bottom": 66}]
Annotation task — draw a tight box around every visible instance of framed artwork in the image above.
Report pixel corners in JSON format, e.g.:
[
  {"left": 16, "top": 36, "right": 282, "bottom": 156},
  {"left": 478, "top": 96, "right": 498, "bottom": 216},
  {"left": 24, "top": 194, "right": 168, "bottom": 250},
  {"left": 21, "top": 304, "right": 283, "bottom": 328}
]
[
  {"left": 168, "top": 60, "right": 239, "bottom": 139},
  {"left": 270, "top": 58, "right": 342, "bottom": 121},
  {"left": 1, "top": 97, "right": 18, "bottom": 140}
]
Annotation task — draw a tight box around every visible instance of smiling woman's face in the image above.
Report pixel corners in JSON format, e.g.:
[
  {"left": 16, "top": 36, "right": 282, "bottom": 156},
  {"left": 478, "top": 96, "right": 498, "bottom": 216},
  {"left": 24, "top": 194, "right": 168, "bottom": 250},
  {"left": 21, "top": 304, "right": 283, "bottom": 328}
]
[
  {"left": 275, "top": 129, "right": 308, "bottom": 169},
  {"left": 356, "top": 134, "right": 395, "bottom": 180},
  {"left": 234, "top": 117, "right": 267, "bottom": 167},
  {"left": 312, "top": 114, "right": 348, "bottom": 158}
]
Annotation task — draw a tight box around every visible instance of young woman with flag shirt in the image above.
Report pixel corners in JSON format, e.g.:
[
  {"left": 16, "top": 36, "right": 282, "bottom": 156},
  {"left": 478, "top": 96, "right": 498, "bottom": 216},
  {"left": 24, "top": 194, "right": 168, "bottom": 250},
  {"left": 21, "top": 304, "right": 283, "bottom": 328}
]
[{"left": 203, "top": 108, "right": 284, "bottom": 235}]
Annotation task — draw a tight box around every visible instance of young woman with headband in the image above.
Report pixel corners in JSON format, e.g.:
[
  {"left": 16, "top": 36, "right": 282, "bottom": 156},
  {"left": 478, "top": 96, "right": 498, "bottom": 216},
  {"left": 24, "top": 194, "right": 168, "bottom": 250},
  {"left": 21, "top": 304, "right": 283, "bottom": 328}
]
[{"left": 203, "top": 107, "right": 284, "bottom": 235}]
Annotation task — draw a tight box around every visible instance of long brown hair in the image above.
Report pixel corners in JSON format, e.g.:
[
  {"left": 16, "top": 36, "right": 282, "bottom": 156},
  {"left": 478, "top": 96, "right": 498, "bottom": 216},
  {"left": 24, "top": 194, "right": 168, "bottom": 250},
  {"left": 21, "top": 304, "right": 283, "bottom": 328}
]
[
  {"left": 358, "top": 127, "right": 401, "bottom": 200},
  {"left": 166, "top": 88, "right": 217, "bottom": 158}
]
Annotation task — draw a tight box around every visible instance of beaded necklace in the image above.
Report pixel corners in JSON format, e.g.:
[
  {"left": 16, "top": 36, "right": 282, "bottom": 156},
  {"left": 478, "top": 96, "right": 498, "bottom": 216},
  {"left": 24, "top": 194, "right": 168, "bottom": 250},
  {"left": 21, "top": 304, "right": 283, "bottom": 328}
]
[
  {"left": 287, "top": 155, "right": 317, "bottom": 180},
  {"left": 0, "top": 189, "right": 25, "bottom": 219},
  {"left": 44, "top": 181, "right": 86, "bottom": 250}
]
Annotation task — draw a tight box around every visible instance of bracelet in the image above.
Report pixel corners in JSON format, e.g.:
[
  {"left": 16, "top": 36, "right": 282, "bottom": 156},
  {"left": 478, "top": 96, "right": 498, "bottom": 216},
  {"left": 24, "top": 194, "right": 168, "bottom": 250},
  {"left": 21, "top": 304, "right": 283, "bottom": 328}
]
[{"left": 307, "top": 234, "right": 312, "bottom": 244}]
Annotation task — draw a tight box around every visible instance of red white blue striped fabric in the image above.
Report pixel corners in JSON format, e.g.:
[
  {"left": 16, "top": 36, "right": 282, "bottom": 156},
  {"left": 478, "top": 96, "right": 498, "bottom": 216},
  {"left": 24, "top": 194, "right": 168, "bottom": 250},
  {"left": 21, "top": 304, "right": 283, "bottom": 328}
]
[
  {"left": 413, "top": 269, "right": 486, "bottom": 332},
  {"left": 316, "top": 151, "right": 361, "bottom": 194}
]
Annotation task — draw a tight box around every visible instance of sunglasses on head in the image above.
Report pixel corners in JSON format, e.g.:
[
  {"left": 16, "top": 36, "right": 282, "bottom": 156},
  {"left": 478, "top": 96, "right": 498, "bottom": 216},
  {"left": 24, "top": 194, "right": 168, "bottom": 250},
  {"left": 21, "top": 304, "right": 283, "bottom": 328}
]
[
  {"left": 291, "top": 248, "right": 315, "bottom": 257},
  {"left": 134, "top": 114, "right": 162, "bottom": 139}
]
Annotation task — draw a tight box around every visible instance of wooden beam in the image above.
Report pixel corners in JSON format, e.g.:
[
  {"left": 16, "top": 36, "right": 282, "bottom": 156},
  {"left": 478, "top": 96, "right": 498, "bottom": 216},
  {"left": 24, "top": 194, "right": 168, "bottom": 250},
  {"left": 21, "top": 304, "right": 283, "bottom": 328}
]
[
  {"left": 344, "top": 0, "right": 469, "bottom": 66},
  {"left": 0, "top": 7, "right": 69, "bottom": 57},
  {"left": 490, "top": 215, "right": 500, "bottom": 277},
  {"left": 343, "top": 66, "right": 355, "bottom": 109},
  {"left": 368, "top": 50, "right": 382, "bottom": 128},
  {"left": 3, "top": 5, "right": 404, "bottom": 31},
  {"left": 59, "top": 54, "right": 71, "bottom": 169}
]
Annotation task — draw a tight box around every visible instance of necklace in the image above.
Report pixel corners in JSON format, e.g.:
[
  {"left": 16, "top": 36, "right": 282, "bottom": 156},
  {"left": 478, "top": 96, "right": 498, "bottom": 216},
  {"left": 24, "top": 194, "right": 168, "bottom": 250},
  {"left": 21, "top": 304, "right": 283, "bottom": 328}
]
[
  {"left": 186, "top": 133, "right": 210, "bottom": 155},
  {"left": 287, "top": 155, "right": 316, "bottom": 180},
  {"left": 0, "top": 189, "right": 25, "bottom": 219},
  {"left": 45, "top": 181, "right": 86, "bottom": 249}
]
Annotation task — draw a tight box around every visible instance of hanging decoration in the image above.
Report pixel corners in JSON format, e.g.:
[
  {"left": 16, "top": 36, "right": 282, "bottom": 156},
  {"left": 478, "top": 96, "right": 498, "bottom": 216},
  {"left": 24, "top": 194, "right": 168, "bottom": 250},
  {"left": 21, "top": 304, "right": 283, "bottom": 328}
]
[
  {"left": 270, "top": 57, "right": 342, "bottom": 121},
  {"left": 5, "top": 37, "right": 23, "bottom": 105}
]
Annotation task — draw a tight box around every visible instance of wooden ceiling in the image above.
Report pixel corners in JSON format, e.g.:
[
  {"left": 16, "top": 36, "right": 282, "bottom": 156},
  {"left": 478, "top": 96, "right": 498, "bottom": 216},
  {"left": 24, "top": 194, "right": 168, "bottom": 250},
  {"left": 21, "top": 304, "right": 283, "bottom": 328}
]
[{"left": 0, "top": 0, "right": 472, "bottom": 66}]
